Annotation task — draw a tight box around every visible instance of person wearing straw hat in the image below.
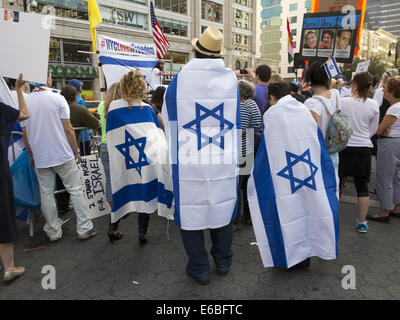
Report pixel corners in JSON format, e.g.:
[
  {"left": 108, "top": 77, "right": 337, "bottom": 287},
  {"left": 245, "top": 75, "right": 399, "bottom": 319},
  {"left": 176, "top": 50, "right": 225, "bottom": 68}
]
[{"left": 162, "top": 27, "right": 240, "bottom": 285}]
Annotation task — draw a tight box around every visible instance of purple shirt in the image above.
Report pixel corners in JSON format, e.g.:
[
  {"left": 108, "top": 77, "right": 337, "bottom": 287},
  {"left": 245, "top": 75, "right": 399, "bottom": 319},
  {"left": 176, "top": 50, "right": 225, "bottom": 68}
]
[{"left": 253, "top": 84, "right": 268, "bottom": 113}]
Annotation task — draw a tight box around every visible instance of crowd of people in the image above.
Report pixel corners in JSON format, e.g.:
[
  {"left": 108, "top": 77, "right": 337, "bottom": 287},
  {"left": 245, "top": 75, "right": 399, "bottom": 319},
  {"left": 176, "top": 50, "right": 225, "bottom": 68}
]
[{"left": 2, "top": 26, "right": 400, "bottom": 286}]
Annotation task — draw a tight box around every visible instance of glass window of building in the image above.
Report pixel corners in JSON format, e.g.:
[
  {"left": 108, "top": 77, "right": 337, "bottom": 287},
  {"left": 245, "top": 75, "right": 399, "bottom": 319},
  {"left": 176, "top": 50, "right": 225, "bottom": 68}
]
[
  {"left": 233, "top": 56, "right": 250, "bottom": 70},
  {"left": 201, "top": 26, "right": 223, "bottom": 34},
  {"left": 289, "top": 3, "right": 298, "bottom": 11},
  {"left": 201, "top": 1, "right": 223, "bottom": 23},
  {"left": 158, "top": 17, "right": 188, "bottom": 37},
  {"left": 292, "top": 29, "right": 297, "bottom": 36},
  {"left": 261, "top": 0, "right": 281, "bottom": 7},
  {"left": 63, "top": 40, "right": 92, "bottom": 64},
  {"left": 233, "top": 33, "right": 250, "bottom": 51},
  {"left": 290, "top": 16, "right": 297, "bottom": 24},
  {"left": 34, "top": 1, "right": 89, "bottom": 20},
  {"left": 155, "top": 0, "right": 187, "bottom": 14},
  {"left": 49, "top": 37, "right": 61, "bottom": 63},
  {"left": 234, "top": 9, "right": 250, "bottom": 30},
  {"left": 162, "top": 51, "right": 189, "bottom": 73},
  {"left": 234, "top": 0, "right": 251, "bottom": 7}
]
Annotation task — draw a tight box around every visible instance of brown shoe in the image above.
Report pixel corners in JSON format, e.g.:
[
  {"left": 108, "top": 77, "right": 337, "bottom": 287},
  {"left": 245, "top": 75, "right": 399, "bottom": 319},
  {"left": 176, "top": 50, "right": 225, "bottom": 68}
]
[{"left": 233, "top": 223, "right": 242, "bottom": 232}]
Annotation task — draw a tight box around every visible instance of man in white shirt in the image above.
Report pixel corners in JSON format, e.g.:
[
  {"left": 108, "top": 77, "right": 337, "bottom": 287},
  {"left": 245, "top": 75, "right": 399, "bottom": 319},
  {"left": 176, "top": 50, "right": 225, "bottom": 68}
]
[
  {"left": 151, "top": 60, "right": 168, "bottom": 89},
  {"left": 21, "top": 84, "right": 98, "bottom": 241}
]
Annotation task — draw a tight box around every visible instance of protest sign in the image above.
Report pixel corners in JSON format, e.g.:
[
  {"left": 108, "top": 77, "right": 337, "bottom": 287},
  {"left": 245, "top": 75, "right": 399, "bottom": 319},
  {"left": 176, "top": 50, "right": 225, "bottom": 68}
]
[
  {"left": 355, "top": 60, "right": 370, "bottom": 73},
  {"left": 0, "top": 9, "right": 50, "bottom": 84},
  {"left": 0, "top": 76, "right": 17, "bottom": 108},
  {"left": 299, "top": 11, "right": 361, "bottom": 63},
  {"left": 78, "top": 154, "right": 111, "bottom": 220},
  {"left": 97, "top": 34, "right": 156, "bottom": 58}
]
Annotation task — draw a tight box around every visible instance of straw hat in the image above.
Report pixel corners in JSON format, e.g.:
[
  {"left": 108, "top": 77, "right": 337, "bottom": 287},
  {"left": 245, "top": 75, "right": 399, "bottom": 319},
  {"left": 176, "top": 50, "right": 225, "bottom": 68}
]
[{"left": 191, "top": 27, "right": 226, "bottom": 57}]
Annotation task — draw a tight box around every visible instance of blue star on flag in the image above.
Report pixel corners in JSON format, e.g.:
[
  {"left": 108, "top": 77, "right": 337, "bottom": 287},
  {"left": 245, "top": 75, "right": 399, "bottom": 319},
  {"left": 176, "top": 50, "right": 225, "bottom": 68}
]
[
  {"left": 277, "top": 149, "right": 318, "bottom": 194},
  {"left": 183, "top": 103, "right": 234, "bottom": 150},
  {"left": 115, "top": 130, "right": 150, "bottom": 177}
]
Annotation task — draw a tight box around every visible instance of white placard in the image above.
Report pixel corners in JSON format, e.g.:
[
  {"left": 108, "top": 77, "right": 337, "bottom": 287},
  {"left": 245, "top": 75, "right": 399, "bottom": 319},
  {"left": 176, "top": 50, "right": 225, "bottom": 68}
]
[
  {"left": 0, "top": 9, "right": 50, "bottom": 83},
  {"left": 78, "top": 154, "right": 111, "bottom": 220},
  {"left": 0, "top": 76, "right": 17, "bottom": 107},
  {"left": 355, "top": 60, "right": 370, "bottom": 74}
]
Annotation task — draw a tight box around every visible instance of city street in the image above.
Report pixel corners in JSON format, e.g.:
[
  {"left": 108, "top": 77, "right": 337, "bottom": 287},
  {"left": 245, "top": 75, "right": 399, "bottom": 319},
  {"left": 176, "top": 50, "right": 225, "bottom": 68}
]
[{"left": 2, "top": 181, "right": 400, "bottom": 300}]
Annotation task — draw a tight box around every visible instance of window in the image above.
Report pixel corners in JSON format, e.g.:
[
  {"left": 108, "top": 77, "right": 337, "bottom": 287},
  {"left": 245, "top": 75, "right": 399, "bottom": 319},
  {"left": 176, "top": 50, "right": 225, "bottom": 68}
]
[
  {"left": 49, "top": 37, "right": 61, "bottom": 63},
  {"left": 162, "top": 51, "right": 189, "bottom": 72},
  {"left": 292, "top": 29, "right": 297, "bottom": 36},
  {"left": 288, "top": 67, "right": 295, "bottom": 73},
  {"left": 290, "top": 16, "right": 297, "bottom": 24},
  {"left": 155, "top": 0, "right": 187, "bottom": 14},
  {"left": 99, "top": 6, "right": 148, "bottom": 30},
  {"left": 293, "top": 41, "right": 297, "bottom": 48},
  {"left": 201, "top": 0, "right": 223, "bottom": 23},
  {"left": 201, "top": 26, "right": 223, "bottom": 34},
  {"left": 63, "top": 40, "right": 92, "bottom": 64},
  {"left": 158, "top": 17, "right": 188, "bottom": 37},
  {"left": 235, "top": 0, "right": 251, "bottom": 7},
  {"left": 234, "top": 9, "right": 250, "bottom": 30},
  {"left": 289, "top": 3, "right": 298, "bottom": 11}
]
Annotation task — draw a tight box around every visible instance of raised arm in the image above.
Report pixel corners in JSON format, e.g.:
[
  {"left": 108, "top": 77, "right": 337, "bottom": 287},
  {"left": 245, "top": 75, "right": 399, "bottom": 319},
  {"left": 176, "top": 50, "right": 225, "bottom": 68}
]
[{"left": 15, "top": 73, "right": 29, "bottom": 122}]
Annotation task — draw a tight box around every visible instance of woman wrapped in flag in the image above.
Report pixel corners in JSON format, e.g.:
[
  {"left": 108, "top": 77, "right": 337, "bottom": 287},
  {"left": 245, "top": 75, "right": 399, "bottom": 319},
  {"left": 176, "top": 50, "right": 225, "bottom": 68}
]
[
  {"left": 247, "top": 81, "right": 339, "bottom": 269},
  {"left": 106, "top": 71, "right": 174, "bottom": 246}
]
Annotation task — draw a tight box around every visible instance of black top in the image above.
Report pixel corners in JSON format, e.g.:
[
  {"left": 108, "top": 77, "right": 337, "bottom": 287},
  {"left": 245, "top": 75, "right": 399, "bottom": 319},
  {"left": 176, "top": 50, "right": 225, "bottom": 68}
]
[{"left": 0, "top": 102, "right": 19, "bottom": 175}]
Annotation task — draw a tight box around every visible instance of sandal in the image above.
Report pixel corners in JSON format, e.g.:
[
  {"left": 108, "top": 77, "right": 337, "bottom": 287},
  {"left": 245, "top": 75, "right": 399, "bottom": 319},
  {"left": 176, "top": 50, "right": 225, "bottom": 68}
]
[
  {"left": 139, "top": 234, "right": 148, "bottom": 246},
  {"left": 366, "top": 213, "right": 390, "bottom": 223},
  {"left": 108, "top": 231, "right": 123, "bottom": 243}
]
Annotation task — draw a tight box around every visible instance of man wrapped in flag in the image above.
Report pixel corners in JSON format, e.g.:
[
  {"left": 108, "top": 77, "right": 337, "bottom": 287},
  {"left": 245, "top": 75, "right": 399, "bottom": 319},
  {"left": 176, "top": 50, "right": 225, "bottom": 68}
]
[
  {"left": 162, "top": 27, "right": 240, "bottom": 284},
  {"left": 248, "top": 81, "right": 339, "bottom": 269},
  {"left": 106, "top": 71, "right": 174, "bottom": 243}
]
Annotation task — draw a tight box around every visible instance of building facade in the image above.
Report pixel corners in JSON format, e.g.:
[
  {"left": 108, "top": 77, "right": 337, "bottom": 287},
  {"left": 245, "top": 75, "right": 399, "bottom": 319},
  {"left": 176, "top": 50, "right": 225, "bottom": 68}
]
[
  {"left": 258, "top": 0, "right": 312, "bottom": 80},
  {"left": 359, "top": 27, "right": 398, "bottom": 66},
  {"left": 366, "top": 0, "right": 400, "bottom": 40},
  {"left": 2, "top": 0, "right": 257, "bottom": 100}
]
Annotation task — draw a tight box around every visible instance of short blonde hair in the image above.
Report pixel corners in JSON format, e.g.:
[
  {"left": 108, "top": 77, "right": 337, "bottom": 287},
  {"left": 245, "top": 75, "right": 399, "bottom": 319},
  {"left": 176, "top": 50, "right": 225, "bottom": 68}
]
[
  {"left": 120, "top": 71, "right": 147, "bottom": 107},
  {"left": 104, "top": 82, "right": 121, "bottom": 116},
  {"left": 271, "top": 73, "right": 283, "bottom": 82}
]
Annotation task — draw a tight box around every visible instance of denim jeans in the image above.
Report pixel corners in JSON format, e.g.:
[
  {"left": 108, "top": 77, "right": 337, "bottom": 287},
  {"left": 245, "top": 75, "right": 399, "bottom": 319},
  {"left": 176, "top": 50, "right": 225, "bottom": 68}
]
[
  {"left": 138, "top": 212, "right": 150, "bottom": 235},
  {"left": 180, "top": 223, "right": 233, "bottom": 280},
  {"left": 35, "top": 159, "right": 93, "bottom": 238}
]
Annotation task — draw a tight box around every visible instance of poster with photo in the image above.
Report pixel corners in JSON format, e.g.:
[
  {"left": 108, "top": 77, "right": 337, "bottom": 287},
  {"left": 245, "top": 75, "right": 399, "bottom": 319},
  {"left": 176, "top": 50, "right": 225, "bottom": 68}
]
[
  {"left": 317, "top": 29, "right": 335, "bottom": 57},
  {"left": 298, "top": 11, "right": 361, "bottom": 63},
  {"left": 302, "top": 30, "right": 319, "bottom": 57},
  {"left": 334, "top": 29, "right": 353, "bottom": 59}
]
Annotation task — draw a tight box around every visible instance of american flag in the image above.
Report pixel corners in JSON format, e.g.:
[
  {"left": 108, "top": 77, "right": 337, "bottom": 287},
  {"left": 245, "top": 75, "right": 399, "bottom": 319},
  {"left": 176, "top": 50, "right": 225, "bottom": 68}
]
[{"left": 150, "top": 1, "right": 170, "bottom": 59}]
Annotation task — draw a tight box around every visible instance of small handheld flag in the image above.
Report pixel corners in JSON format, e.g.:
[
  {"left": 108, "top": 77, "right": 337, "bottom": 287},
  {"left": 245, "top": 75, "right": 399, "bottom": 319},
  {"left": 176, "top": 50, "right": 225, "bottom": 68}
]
[{"left": 323, "top": 58, "right": 341, "bottom": 79}]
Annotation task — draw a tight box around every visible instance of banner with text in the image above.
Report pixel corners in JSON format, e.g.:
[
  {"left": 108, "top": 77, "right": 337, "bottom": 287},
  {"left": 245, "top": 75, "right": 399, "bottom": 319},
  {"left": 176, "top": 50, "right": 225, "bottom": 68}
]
[
  {"left": 78, "top": 154, "right": 111, "bottom": 220},
  {"left": 97, "top": 34, "right": 157, "bottom": 58}
]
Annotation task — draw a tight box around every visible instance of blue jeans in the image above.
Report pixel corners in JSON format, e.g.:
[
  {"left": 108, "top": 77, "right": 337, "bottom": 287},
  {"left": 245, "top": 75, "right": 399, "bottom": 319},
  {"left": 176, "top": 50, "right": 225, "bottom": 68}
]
[
  {"left": 138, "top": 212, "right": 150, "bottom": 235},
  {"left": 180, "top": 223, "right": 233, "bottom": 280}
]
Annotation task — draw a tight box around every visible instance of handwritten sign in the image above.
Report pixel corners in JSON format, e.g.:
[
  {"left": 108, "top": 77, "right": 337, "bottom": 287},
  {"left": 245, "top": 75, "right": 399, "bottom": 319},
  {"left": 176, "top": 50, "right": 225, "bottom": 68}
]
[
  {"left": 355, "top": 60, "right": 370, "bottom": 74},
  {"left": 78, "top": 154, "right": 111, "bottom": 220}
]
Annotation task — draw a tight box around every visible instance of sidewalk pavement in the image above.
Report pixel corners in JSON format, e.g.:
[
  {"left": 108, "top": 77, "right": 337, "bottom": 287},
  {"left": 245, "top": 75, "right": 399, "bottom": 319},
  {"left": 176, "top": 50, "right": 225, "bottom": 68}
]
[{"left": 2, "top": 173, "right": 400, "bottom": 300}]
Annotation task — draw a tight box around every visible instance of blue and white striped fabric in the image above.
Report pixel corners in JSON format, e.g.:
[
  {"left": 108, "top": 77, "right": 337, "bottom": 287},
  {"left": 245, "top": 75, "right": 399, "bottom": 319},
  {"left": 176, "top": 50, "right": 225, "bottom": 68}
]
[
  {"left": 324, "top": 58, "right": 341, "bottom": 79},
  {"left": 162, "top": 58, "right": 240, "bottom": 231},
  {"left": 106, "top": 99, "right": 174, "bottom": 223},
  {"left": 248, "top": 95, "right": 339, "bottom": 269},
  {"left": 99, "top": 53, "right": 157, "bottom": 89}
]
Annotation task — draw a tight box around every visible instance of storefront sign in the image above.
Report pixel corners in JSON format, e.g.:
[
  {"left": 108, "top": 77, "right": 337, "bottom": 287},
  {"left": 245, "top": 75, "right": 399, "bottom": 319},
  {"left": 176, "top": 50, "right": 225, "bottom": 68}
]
[
  {"left": 49, "top": 64, "right": 98, "bottom": 79},
  {"left": 97, "top": 34, "right": 156, "bottom": 57},
  {"left": 0, "top": 9, "right": 50, "bottom": 83},
  {"left": 78, "top": 154, "right": 111, "bottom": 220}
]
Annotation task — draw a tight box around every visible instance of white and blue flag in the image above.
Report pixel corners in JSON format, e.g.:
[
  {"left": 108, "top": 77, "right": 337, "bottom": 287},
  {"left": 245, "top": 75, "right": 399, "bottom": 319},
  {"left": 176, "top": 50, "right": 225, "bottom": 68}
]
[
  {"left": 162, "top": 58, "right": 240, "bottom": 230},
  {"left": 324, "top": 58, "right": 341, "bottom": 79},
  {"left": 248, "top": 95, "right": 339, "bottom": 268},
  {"left": 106, "top": 99, "right": 174, "bottom": 223}
]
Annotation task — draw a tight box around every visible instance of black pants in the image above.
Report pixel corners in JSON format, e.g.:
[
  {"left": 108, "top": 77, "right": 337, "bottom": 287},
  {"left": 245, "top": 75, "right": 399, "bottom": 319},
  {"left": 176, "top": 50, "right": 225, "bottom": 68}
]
[
  {"left": 80, "top": 141, "right": 91, "bottom": 156},
  {"left": 340, "top": 176, "right": 369, "bottom": 198}
]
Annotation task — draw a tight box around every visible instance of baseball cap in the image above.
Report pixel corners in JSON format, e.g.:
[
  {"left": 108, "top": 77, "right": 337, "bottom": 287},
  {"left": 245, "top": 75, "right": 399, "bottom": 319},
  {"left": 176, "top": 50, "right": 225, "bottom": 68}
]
[{"left": 68, "top": 79, "right": 84, "bottom": 90}]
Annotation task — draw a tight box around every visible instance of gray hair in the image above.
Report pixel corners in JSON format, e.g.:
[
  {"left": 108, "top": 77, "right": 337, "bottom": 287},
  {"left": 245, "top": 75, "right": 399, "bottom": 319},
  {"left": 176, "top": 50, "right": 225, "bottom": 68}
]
[
  {"left": 382, "top": 68, "right": 399, "bottom": 85},
  {"left": 238, "top": 80, "right": 255, "bottom": 100}
]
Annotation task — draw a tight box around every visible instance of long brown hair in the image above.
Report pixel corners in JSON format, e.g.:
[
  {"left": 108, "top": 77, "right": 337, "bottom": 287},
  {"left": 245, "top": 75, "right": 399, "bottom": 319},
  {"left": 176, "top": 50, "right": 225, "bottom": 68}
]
[{"left": 104, "top": 82, "right": 121, "bottom": 116}]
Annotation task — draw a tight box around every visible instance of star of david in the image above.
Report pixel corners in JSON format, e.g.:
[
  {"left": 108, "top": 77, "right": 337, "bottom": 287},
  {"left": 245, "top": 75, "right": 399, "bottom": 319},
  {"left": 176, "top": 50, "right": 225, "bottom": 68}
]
[
  {"left": 183, "top": 103, "right": 234, "bottom": 150},
  {"left": 277, "top": 149, "right": 318, "bottom": 194},
  {"left": 115, "top": 130, "right": 150, "bottom": 177}
]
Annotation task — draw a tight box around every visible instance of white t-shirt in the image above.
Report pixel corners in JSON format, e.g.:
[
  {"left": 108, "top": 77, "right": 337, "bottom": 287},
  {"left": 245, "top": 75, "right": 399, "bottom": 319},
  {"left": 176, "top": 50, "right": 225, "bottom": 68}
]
[
  {"left": 341, "top": 97, "right": 379, "bottom": 147},
  {"left": 20, "top": 91, "right": 74, "bottom": 168},
  {"left": 151, "top": 68, "right": 162, "bottom": 86},
  {"left": 304, "top": 89, "right": 342, "bottom": 139},
  {"left": 339, "top": 87, "right": 352, "bottom": 98},
  {"left": 373, "top": 87, "right": 384, "bottom": 107},
  {"left": 386, "top": 102, "right": 400, "bottom": 138}
]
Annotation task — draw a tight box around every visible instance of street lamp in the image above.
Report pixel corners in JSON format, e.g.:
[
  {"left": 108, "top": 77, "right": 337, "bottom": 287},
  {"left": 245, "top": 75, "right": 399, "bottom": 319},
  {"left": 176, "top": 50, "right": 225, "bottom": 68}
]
[{"left": 388, "top": 42, "right": 399, "bottom": 68}]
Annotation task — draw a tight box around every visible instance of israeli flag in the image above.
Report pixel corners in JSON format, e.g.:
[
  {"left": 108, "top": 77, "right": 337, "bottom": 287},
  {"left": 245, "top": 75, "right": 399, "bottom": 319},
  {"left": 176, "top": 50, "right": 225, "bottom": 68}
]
[
  {"left": 162, "top": 58, "right": 240, "bottom": 230},
  {"left": 323, "top": 58, "right": 341, "bottom": 79},
  {"left": 248, "top": 95, "right": 339, "bottom": 268},
  {"left": 106, "top": 99, "right": 174, "bottom": 223},
  {"left": 99, "top": 53, "right": 157, "bottom": 90}
]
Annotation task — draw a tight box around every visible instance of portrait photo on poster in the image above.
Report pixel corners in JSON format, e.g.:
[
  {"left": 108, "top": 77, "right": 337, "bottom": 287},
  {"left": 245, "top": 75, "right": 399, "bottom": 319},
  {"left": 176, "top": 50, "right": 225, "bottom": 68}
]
[
  {"left": 334, "top": 29, "right": 354, "bottom": 59},
  {"left": 302, "top": 29, "right": 319, "bottom": 57},
  {"left": 317, "top": 29, "right": 335, "bottom": 57}
]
